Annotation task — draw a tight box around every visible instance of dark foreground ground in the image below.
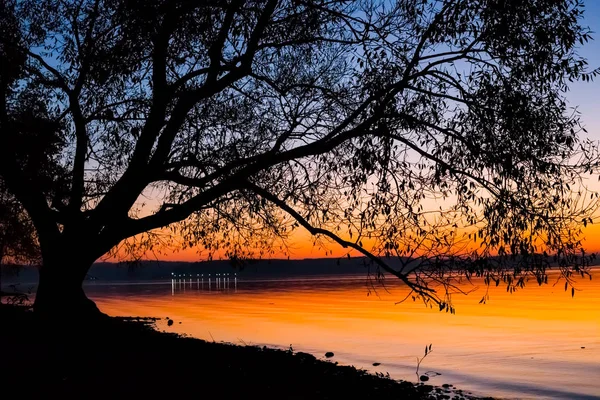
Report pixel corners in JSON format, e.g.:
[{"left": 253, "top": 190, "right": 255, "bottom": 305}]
[{"left": 0, "top": 305, "right": 490, "bottom": 400}]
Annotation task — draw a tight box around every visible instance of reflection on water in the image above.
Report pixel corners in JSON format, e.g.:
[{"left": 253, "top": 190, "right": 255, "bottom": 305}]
[
  {"left": 88, "top": 270, "right": 600, "bottom": 400},
  {"left": 170, "top": 274, "right": 237, "bottom": 294}
]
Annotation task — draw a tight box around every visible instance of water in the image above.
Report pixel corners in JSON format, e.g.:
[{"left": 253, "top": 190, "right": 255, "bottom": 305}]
[{"left": 86, "top": 271, "right": 599, "bottom": 400}]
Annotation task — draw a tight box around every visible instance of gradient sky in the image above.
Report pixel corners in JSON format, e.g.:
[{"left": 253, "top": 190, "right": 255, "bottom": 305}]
[
  {"left": 569, "top": 1, "right": 600, "bottom": 145},
  {"left": 566, "top": 0, "right": 600, "bottom": 252},
  {"left": 121, "top": 2, "right": 600, "bottom": 262}
]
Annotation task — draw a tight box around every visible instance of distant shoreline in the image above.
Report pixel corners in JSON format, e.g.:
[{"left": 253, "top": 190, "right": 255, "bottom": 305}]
[{"left": 3, "top": 256, "right": 599, "bottom": 285}]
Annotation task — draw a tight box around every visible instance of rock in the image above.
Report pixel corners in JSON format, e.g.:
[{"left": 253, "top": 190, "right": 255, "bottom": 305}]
[
  {"left": 325, "top": 352, "right": 334, "bottom": 358},
  {"left": 372, "top": 362, "right": 381, "bottom": 366},
  {"left": 419, "top": 375, "right": 429, "bottom": 382},
  {"left": 167, "top": 319, "right": 174, "bottom": 326},
  {"left": 420, "top": 385, "right": 433, "bottom": 393},
  {"left": 442, "top": 384, "right": 451, "bottom": 388}
]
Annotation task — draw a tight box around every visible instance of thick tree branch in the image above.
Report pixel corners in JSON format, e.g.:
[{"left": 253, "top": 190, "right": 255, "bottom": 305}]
[
  {"left": 170, "top": 67, "right": 213, "bottom": 89},
  {"left": 157, "top": 78, "right": 401, "bottom": 190},
  {"left": 91, "top": 9, "right": 178, "bottom": 222},
  {"left": 134, "top": 123, "right": 383, "bottom": 243},
  {"left": 68, "top": 94, "right": 88, "bottom": 219},
  {"left": 149, "top": 0, "right": 280, "bottom": 169},
  {"left": 206, "top": 0, "right": 245, "bottom": 84},
  {"left": 112, "top": 176, "right": 239, "bottom": 243}
]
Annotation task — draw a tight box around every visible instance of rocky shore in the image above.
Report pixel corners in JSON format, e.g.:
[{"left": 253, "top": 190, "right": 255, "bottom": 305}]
[{"left": 0, "top": 305, "right": 493, "bottom": 400}]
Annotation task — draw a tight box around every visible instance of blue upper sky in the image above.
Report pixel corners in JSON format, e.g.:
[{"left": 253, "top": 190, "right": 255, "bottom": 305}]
[{"left": 569, "top": 1, "right": 600, "bottom": 141}]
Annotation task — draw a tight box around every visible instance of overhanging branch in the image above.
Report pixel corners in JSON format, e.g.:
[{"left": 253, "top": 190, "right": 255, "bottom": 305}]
[{"left": 244, "top": 180, "right": 439, "bottom": 302}]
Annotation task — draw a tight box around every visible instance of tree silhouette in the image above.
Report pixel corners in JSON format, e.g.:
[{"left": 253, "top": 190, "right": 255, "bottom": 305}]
[{"left": 0, "top": 0, "right": 598, "bottom": 316}]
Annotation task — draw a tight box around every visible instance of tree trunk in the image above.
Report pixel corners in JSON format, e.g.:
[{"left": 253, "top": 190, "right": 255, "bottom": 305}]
[{"left": 33, "top": 253, "right": 105, "bottom": 320}]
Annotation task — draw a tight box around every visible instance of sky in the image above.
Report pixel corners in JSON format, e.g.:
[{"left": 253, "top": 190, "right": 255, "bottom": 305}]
[
  {"left": 118, "top": 1, "right": 600, "bottom": 262},
  {"left": 565, "top": 0, "right": 600, "bottom": 252},
  {"left": 569, "top": 1, "right": 600, "bottom": 143}
]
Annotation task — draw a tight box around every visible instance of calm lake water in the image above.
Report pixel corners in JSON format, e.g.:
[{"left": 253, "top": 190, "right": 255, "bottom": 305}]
[{"left": 86, "top": 270, "right": 600, "bottom": 400}]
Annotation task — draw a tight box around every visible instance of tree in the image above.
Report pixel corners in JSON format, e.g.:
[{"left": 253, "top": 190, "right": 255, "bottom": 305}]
[
  {"left": 0, "top": 0, "right": 598, "bottom": 317},
  {"left": 0, "top": 180, "right": 40, "bottom": 266}
]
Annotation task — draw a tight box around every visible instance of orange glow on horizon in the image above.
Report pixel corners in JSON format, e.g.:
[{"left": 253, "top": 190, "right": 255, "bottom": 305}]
[
  {"left": 582, "top": 223, "right": 600, "bottom": 253},
  {"left": 104, "top": 221, "right": 600, "bottom": 263}
]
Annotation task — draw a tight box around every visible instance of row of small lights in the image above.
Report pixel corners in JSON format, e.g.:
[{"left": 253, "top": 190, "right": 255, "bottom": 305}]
[{"left": 171, "top": 273, "right": 236, "bottom": 278}]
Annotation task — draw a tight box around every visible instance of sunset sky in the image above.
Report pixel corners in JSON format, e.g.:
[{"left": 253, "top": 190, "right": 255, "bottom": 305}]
[
  {"left": 115, "top": 1, "right": 600, "bottom": 262},
  {"left": 10, "top": 3, "right": 598, "bottom": 399}
]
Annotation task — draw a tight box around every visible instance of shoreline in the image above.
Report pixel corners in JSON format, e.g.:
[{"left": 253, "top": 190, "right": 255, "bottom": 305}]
[{"left": 0, "top": 304, "right": 493, "bottom": 400}]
